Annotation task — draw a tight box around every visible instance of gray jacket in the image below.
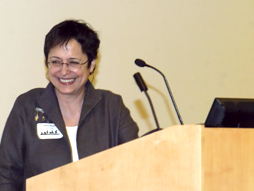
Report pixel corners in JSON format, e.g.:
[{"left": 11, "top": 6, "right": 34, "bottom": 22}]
[{"left": 0, "top": 81, "right": 139, "bottom": 191}]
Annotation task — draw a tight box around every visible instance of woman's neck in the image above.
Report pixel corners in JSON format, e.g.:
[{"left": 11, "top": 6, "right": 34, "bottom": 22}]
[{"left": 55, "top": 88, "right": 85, "bottom": 127}]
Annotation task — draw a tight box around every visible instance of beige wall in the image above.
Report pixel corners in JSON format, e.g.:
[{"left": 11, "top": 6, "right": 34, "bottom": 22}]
[{"left": 0, "top": 1, "right": 254, "bottom": 138}]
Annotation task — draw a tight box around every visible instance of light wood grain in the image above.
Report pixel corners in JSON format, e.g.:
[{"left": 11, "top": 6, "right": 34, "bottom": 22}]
[
  {"left": 27, "top": 125, "right": 201, "bottom": 191},
  {"left": 202, "top": 127, "right": 254, "bottom": 191},
  {"left": 27, "top": 125, "right": 254, "bottom": 190}
]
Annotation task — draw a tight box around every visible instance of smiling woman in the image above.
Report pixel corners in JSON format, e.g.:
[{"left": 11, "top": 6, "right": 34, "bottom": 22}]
[
  {"left": 0, "top": 20, "right": 139, "bottom": 191},
  {"left": 48, "top": 39, "right": 93, "bottom": 101},
  {"left": 48, "top": 39, "right": 94, "bottom": 127}
]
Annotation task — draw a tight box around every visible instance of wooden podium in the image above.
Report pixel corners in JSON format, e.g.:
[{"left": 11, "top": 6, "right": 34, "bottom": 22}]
[{"left": 26, "top": 125, "right": 254, "bottom": 191}]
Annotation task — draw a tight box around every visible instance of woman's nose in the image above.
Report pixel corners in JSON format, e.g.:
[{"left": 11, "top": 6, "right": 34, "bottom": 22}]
[{"left": 60, "top": 63, "right": 71, "bottom": 75}]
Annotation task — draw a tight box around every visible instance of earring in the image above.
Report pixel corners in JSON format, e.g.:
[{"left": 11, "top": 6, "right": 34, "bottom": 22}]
[
  {"left": 90, "top": 73, "right": 94, "bottom": 83},
  {"left": 46, "top": 71, "right": 49, "bottom": 81}
]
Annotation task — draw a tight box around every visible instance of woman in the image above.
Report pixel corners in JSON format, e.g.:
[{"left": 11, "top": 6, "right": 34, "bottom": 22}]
[{"left": 0, "top": 20, "right": 139, "bottom": 191}]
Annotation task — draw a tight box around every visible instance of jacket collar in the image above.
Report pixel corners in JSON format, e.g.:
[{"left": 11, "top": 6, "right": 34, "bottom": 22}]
[
  {"left": 79, "top": 80, "right": 102, "bottom": 124},
  {"left": 37, "top": 81, "right": 101, "bottom": 136}
]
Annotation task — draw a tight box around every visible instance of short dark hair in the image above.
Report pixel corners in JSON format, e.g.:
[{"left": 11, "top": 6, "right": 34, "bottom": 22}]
[{"left": 44, "top": 19, "right": 100, "bottom": 68}]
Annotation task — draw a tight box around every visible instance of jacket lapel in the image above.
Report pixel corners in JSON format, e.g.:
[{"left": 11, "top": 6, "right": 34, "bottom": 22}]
[
  {"left": 79, "top": 81, "right": 102, "bottom": 125},
  {"left": 37, "top": 81, "right": 102, "bottom": 135},
  {"left": 37, "top": 83, "right": 69, "bottom": 141}
]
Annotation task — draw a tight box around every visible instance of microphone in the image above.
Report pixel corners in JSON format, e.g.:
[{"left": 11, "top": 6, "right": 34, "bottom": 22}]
[
  {"left": 135, "top": 58, "right": 184, "bottom": 125},
  {"left": 133, "top": 72, "right": 162, "bottom": 136}
]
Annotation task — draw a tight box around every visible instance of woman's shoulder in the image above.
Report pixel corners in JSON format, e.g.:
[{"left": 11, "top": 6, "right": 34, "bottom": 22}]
[
  {"left": 15, "top": 88, "right": 45, "bottom": 103},
  {"left": 8, "top": 88, "right": 47, "bottom": 113},
  {"left": 96, "top": 88, "right": 122, "bottom": 100}
]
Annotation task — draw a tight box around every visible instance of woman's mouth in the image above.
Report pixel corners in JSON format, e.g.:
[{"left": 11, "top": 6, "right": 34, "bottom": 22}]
[{"left": 59, "top": 78, "right": 75, "bottom": 83}]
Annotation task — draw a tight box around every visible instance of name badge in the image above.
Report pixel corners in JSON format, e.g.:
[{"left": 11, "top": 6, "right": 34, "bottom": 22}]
[{"left": 37, "top": 123, "right": 63, "bottom": 139}]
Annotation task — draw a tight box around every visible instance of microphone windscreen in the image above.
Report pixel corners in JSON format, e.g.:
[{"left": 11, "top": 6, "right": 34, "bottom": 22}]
[
  {"left": 133, "top": 72, "right": 148, "bottom": 92},
  {"left": 135, "top": 59, "right": 146, "bottom": 67}
]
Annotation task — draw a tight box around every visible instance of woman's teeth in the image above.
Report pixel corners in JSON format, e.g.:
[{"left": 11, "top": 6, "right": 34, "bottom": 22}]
[{"left": 60, "top": 78, "right": 75, "bottom": 83}]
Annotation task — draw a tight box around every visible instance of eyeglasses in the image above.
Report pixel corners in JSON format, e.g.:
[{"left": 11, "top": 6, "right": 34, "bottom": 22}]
[{"left": 47, "top": 58, "right": 88, "bottom": 70}]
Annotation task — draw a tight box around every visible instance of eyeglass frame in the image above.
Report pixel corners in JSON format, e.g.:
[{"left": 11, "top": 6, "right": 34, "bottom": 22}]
[{"left": 47, "top": 58, "right": 89, "bottom": 70}]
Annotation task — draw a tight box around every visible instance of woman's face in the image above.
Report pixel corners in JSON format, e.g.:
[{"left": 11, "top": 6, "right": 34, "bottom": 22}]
[{"left": 48, "top": 39, "right": 95, "bottom": 97}]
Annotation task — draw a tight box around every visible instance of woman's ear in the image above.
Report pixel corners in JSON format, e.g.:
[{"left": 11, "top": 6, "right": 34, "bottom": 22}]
[{"left": 90, "top": 59, "right": 96, "bottom": 74}]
